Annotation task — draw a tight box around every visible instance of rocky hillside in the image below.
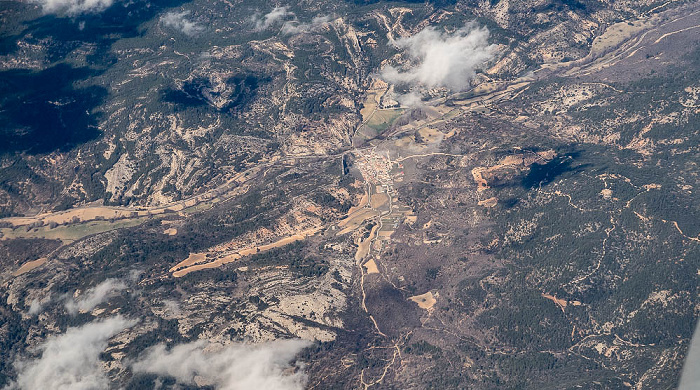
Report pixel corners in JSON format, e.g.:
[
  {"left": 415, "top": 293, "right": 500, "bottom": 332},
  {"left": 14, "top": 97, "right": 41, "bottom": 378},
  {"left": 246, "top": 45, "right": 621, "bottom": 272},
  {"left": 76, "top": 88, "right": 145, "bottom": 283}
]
[{"left": 0, "top": 0, "right": 698, "bottom": 388}]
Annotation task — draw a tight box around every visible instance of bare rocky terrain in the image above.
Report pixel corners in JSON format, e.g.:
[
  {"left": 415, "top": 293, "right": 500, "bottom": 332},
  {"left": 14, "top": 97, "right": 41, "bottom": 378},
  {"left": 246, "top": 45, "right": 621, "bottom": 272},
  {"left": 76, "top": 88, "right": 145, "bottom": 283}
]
[{"left": 0, "top": 0, "right": 698, "bottom": 388}]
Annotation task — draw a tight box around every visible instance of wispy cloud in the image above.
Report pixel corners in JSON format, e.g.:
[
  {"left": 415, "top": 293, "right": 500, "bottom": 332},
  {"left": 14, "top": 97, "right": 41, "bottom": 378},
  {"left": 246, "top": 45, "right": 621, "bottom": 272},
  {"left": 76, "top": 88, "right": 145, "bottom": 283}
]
[
  {"left": 37, "top": 0, "right": 114, "bottom": 16},
  {"left": 64, "top": 278, "right": 127, "bottom": 315},
  {"left": 252, "top": 6, "right": 293, "bottom": 31},
  {"left": 161, "top": 11, "right": 204, "bottom": 36},
  {"left": 381, "top": 23, "right": 495, "bottom": 92},
  {"left": 132, "top": 339, "right": 312, "bottom": 389},
  {"left": 9, "top": 316, "right": 136, "bottom": 390},
  {"left": 162, "top": 299, "right": 181, "bottom": 315},
  {"left": 28, "top": 295, "right": 52, "bottom": 316},
  {"left": 281, "top": 15, "right": 332, "bottom": 35}
]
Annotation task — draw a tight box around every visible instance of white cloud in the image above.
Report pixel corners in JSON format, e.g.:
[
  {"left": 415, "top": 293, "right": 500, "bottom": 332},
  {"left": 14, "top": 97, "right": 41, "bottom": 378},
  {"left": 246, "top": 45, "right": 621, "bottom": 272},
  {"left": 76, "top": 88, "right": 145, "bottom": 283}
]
[
  {"left": 65, "top": 278, "right": 127, "bottom": 315},
  {"left": 252, "top": 6, "right": 293, "bottom": 31},
  {"left": 9, "top": 316, "right": 136, "bottom": 390},
  {"left": 381, "top": 23, "right": 496, "bottom": 91},
  {"left": 396, "top": 91, "right": 424, "bottom": 107},
  {"left": 131, "top": 339, "right": 312, "bottom": 390},
  {"left": 37, "top": 0, "right": 114, "bottom": 16},
  {"left": 161, "top": 11, "right": 204, "bottom": 36},
  {"left": 281, "top": 15, "right": 332, "bottom": 35}
]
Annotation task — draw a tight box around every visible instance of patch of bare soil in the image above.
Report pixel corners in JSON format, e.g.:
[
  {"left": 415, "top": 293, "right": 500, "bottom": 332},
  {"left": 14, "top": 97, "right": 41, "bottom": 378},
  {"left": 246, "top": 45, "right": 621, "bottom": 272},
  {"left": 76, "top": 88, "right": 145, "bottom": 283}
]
[
  {"left": 13, "top": 258, "right": 46, "bottom": 276},
  {"left": 408, "top": 291, "right": 437, "bottom": 310},
  {"left": 171, "top": 227, "right": 322, "bottom": 277},
  {"left": 478, "top": 197, "right": 498, "bottom": 208},
  {"left": 356, "top": 224, "right": 380, "bottom": 262},
  {"left": 363, "top": 259, "right": 380, "bottom": 274}
]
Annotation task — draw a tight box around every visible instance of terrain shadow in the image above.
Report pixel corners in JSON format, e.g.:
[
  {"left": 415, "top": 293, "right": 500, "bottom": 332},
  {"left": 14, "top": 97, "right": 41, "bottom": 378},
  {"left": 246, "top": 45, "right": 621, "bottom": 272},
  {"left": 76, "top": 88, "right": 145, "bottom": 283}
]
[
  {"left": 2, "top": 0, "right": 191, "bottom": 63},
  {"left": 0, "top": 65, "right": 107, "bottom": 154},
  {"left": 521, "top": 151, "right": 588, "bottom": 189},
  {"left": 162, "top": 74, "right": 265, "bottom": 112}
]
